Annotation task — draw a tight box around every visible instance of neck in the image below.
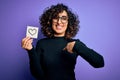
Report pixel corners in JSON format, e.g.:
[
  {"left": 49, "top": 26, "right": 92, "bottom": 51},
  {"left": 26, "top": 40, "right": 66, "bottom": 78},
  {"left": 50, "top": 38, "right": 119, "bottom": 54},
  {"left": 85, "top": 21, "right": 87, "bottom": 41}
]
[{"left": 54, "top": 34, "right": 65, "bottom": 37}]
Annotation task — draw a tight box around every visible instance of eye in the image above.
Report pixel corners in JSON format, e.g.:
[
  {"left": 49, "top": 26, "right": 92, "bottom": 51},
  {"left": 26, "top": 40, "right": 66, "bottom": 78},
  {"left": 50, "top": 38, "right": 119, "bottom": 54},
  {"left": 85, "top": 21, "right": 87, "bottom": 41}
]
[{"left": 61, "top": 16, "right": 68, "bottom": 20}]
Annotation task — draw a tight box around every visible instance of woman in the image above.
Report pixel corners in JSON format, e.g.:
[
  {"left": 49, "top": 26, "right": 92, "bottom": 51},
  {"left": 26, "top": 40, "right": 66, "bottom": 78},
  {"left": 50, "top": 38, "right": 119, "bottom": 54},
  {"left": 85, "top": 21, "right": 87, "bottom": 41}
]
[{"left": 22, "top": 3, "right": 104, "bottom": 80}]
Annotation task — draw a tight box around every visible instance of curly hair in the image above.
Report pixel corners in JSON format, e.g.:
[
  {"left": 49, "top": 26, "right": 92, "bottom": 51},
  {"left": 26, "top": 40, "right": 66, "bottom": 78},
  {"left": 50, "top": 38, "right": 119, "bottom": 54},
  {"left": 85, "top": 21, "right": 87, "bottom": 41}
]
[{"left": 39, "top": 3, "right": 80, "bottom": 39}]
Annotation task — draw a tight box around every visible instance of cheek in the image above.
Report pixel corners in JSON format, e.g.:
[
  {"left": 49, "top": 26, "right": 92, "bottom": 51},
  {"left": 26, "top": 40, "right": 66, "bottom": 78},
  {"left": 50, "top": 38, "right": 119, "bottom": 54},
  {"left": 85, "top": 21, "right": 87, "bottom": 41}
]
[
  {"left": 51, "top": 23, "right": 55, "bottom": 28},
  {"left": 64, "top": 23, "right": 68, "bottom": 30}
]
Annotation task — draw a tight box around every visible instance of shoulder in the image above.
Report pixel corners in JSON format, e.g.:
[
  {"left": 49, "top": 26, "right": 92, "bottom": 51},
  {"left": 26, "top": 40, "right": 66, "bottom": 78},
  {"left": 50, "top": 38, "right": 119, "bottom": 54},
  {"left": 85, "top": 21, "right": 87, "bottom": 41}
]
[
  {"left": 37, "top": 38, "right": 50, "bottom": 44},
  {"left": 67, "top": 38, "right": 80, "bottom": 42},
  {"left": 68, "top": 38, "right": 86, "bottom": 46}
]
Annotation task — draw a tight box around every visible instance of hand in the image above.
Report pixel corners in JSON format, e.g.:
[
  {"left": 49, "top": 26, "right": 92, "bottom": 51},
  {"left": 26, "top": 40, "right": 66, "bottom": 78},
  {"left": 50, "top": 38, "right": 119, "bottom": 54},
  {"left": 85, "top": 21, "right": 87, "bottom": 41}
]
[
  {"left": 63, "top": 41, "right": 75, "bottom": 53},
  {"left": 21, "top": 37, "right": 33, "bottom": 50}
]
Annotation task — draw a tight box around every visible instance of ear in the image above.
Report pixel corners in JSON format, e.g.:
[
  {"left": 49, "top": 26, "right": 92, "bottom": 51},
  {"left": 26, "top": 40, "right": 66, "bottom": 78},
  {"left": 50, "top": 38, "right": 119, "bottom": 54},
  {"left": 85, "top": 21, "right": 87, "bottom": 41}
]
[{"left": 47, "top": 21, "right": 50, "bottom": 24}]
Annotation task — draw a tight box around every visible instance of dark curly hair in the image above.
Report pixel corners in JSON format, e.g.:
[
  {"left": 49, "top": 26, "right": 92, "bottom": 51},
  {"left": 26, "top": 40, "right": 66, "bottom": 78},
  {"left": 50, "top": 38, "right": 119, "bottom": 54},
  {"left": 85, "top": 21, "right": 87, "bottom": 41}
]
[{"left": 39, "top": 3, "right": 80, "bottom": 39}]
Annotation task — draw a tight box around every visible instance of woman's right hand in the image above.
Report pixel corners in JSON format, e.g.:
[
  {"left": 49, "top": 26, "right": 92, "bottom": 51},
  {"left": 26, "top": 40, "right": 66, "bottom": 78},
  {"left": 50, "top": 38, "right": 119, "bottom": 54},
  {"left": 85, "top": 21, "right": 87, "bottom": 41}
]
[{"left": 21, "top": 37, "right": 33, "bottom": 50}]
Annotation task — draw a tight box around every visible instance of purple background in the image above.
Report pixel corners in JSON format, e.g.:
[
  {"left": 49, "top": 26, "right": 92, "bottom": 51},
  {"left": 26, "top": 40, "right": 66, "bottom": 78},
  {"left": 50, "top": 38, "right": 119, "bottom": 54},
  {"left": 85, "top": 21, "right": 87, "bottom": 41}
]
[{"left": 0, "top": 0, "right": 120, "bottom": 80}]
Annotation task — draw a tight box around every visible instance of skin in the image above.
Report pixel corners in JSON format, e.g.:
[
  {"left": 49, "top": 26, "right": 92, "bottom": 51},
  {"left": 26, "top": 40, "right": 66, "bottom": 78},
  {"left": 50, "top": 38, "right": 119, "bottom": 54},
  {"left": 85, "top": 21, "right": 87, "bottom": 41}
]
[
  {"left": 22, "top": 37, "right": 33, "bottom": 50},
  {"left": 52, "top": 10, "right": 68, "bottom": 37},
  {"left": 22, "top": 10, "right": 75, "bottom": 53}
]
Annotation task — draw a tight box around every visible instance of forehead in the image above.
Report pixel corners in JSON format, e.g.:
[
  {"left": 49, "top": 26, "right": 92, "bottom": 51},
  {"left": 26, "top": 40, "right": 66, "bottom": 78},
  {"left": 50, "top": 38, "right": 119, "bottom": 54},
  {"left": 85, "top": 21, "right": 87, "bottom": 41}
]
[{"left": 58, "top": 10, "right": 68, "bottom": 16}]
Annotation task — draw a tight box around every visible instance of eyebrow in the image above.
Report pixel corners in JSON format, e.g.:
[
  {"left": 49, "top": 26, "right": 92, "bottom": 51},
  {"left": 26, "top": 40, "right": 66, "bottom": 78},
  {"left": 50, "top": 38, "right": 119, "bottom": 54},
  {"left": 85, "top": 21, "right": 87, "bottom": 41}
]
[
  {"left": 57, "top": 16, "right": 68, "bottom": 18},
  {"left": 53, "top": 16, "right": 67, "bottom": 18}
]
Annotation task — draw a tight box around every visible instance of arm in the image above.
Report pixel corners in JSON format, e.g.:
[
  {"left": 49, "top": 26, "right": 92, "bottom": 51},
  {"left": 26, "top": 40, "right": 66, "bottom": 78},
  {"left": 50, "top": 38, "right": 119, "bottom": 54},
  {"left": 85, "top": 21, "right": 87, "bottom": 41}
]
[
  {"left": 73, "top": 39, "right": 104, "bottom": 68},
  {"left": 27, "top": 41, "right": 44, "bottom": 79}
]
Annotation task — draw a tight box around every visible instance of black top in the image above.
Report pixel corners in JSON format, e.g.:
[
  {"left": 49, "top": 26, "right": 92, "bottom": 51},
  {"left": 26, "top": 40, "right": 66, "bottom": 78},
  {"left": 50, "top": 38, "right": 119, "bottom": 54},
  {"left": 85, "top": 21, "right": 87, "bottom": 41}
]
[{"left": 27, "top": 37, "right": 104, "bottom": 80}]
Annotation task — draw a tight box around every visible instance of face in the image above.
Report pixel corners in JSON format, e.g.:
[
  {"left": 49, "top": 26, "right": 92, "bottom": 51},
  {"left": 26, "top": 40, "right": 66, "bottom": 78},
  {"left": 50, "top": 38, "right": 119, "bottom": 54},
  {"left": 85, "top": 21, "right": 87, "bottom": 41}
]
[{"left": 52, "top": 10, "right": 68, "bottom": 37}]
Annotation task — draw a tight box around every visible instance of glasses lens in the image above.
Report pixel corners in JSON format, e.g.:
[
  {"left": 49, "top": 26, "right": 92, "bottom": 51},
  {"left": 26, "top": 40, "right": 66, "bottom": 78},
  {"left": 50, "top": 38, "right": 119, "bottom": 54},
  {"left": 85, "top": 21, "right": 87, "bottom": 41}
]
[
  {"left": 53, "top": 16, "right": 68, "bottom": 23},
  {"left": 61, "top": 16, "right": 68, "bottom": 23}
]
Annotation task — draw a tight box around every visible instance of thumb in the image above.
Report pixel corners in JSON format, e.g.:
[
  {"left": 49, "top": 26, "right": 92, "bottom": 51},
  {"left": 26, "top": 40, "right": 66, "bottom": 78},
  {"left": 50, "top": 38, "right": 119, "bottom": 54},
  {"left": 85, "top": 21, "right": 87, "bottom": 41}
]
[{"left": 63, "top": 47, "right": 67, "bottom": 51}]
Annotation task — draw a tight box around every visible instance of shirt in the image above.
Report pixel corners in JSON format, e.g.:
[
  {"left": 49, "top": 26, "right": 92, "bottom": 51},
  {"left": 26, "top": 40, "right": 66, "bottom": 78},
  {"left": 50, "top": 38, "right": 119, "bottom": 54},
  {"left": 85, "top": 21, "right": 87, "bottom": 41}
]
[{"left": 27, "top": 37, "right": 104, "bottom": 80}]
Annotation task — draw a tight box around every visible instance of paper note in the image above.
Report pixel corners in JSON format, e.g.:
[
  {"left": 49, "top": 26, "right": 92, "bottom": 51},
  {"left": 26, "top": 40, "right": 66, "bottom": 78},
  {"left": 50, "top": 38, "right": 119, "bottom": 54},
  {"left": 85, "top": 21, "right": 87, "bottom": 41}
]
[{"left": 26, "top": 26, "right": 39, "bottom": 38}]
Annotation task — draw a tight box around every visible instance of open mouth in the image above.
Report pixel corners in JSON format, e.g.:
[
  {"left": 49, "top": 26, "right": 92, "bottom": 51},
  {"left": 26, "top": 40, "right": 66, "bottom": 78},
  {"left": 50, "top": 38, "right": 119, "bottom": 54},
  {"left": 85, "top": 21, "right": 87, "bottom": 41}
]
[{"left": 56, "top": 25, "right": 63, "bottom": 30}]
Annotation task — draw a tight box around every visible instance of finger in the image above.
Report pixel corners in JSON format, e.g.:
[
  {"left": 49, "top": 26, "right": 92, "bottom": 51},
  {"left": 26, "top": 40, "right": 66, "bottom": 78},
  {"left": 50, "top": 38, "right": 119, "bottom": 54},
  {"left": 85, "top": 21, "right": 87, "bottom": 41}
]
[
  {"left": 23, "top": 41, "right": 31, "bottom": 49},
  {"left": 63, "top": 43, "right": 70, "bottom": 50},
  {"left": 25, "top": 39, "right": 33, "bottom": 48},
  {"left": 22, "top": 37, "right": 31, "bottom": 47},
  {"left": 23, "top": 42, "right": 28, "bottom": 49},
  {"left": 22, "top": 36, "right": 30, "bottom": 42},
  {"left": 22, "top": 37, "right": 32, "bottom": 49},
  {"left": 26, "top": 38, "right": 33, "bottom": 46},
  {"left": 22, "top": 37, "right": 26, "bottom": 45},
  {"left": 22, "top": 37, "right": 30, "bottom": 46},
  {"left": 64, "top": 43, "right": 73, "bottom": 53},
  {"left": 63, "top": 47, "right": 67, "bottom": 50},
  {"left": 22, "top": 38, "right": 27, "bottom": 48},
  {"left": 24, "top": 41, "right": 30, "bottom": 49}
]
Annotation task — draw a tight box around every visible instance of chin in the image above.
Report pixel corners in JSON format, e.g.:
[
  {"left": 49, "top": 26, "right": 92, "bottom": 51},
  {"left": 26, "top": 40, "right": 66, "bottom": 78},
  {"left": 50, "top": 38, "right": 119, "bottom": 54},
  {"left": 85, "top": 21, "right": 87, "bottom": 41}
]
[
  {"left": 55, "top": 31, "right": 64, "bottom": 34},
  {"left": 54, "top": 31, "right": 65, "bottom": 35}
]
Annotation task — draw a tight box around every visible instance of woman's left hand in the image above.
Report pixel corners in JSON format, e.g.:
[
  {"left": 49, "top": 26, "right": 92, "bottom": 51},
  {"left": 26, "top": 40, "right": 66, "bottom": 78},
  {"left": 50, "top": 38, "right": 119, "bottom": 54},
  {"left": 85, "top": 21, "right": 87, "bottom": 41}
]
[{"left": 63, "top": 41, "right": 76, "bottom": 53}]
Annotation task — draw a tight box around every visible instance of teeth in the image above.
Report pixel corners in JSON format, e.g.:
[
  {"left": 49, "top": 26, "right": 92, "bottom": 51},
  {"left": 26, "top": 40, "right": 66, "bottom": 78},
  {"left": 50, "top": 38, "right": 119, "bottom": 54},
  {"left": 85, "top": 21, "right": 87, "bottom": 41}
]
[{"left": 56, "top": 26, "right": 62, "bottom": 29}]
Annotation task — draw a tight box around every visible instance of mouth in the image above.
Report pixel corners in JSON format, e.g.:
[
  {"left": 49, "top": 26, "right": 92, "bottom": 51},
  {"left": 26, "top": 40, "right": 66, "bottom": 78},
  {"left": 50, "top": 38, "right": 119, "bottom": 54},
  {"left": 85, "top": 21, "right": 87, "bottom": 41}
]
[{"left": 56, "top": 25, "right": 63, "bottom": 30}]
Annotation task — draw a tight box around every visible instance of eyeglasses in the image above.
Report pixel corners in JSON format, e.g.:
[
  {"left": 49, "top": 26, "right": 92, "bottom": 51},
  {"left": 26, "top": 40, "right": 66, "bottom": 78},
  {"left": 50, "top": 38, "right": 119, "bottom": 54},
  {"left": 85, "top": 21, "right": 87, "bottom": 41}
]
[{"left": 53, "top": 16, "right": 68, "bottom": 23}]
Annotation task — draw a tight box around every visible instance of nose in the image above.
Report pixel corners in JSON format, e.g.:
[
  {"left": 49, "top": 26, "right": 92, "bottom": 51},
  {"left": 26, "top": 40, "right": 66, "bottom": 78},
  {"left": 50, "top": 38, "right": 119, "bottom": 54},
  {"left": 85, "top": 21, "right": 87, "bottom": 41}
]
[{"left": 57, "top": 18, "right": 62, "bottom": 24}]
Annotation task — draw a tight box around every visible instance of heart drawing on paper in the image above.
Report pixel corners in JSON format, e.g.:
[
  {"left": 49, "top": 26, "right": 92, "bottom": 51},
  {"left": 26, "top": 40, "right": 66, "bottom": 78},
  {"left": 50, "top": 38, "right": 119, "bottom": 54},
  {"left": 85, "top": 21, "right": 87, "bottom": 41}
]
[{"left": 28, "top": 28, "right": 37, "bottom": 36}]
